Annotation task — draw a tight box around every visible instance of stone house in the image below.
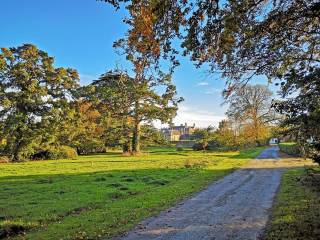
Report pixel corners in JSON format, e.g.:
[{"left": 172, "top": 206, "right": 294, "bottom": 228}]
[{"left": 161, "top": 123, "right": 196, "bottom": 141}]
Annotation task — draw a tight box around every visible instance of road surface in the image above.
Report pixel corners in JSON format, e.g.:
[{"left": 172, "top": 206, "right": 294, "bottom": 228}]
[{"left": 114, "top": 147, "right": 283, "bottom": 240}]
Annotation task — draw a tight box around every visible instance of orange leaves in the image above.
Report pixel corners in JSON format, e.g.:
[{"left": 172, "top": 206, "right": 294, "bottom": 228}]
[{"left": 127, "top": 2, "right": 161, "bottom": 58}]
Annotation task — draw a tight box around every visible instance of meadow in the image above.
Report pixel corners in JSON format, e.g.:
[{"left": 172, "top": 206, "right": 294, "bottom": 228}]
[{"left": 0, "top": 147, "right": 265, "bottom": 239}]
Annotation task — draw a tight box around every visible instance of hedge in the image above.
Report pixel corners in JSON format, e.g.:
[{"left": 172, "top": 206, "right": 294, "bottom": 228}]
[{"left": 279, "top": 142, "right": 301, "bottom": 156}]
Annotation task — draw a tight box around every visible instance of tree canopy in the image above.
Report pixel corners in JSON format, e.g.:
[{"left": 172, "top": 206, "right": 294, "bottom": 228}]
[
  {"left": 0, "top": 44, "right": 79, "bottom": 161},
  {"left": 85, "top": 70, "right": 182, "bottom": 153}
]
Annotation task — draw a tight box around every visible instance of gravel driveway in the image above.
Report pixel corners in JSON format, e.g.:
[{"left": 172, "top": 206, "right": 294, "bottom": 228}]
[{"left": 115, "top": 147, "right": 284, "bottom": 240}]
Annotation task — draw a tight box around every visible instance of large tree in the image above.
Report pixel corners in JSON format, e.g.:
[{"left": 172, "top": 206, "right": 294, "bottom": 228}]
[
  {"left": 86, "top": 70, "right": 181, "bottom": 153},
  {"left": 0, "top": 44, "right": 79, "bottom": 161},
  {"left": 226, "top": 84, "right": 274, "bottom": 145}
]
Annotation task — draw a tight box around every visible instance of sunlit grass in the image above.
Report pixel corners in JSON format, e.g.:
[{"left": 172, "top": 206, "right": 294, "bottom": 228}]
[
  {"left": 0, "top": 147, "right": 265, "bottom": 239},
  {"left": 264, "top": 167, "right": 320, "bottom": 240}
]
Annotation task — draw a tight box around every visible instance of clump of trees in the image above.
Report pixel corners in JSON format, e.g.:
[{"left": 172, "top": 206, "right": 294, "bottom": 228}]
[
  {"left": 0, "top": 44, "right": 79, "bottom": 161},
  {"left": 105, "top": 0, "right": 319, "bottom": 162},
  {"left": 224, "top": 84, "right": 276, "bottom": 147},
  {"left": 191, "top": 85, "right": 277, "bottom": 150},
  {"left": 0, "top": 44, "right": 179, "bottom": 161},
  {"left": 84, "top": 70, "right": 181, "bottom": 154}
]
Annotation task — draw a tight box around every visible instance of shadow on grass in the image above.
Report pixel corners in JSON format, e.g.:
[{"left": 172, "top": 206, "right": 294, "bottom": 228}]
[{"left": 0, "top": 167, "right": 231, "bottom": 239}]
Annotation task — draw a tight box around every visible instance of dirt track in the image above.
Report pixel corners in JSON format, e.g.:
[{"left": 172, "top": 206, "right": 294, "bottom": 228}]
[{"left": 114, "top": 146, "right": 311, "bottom": 240}]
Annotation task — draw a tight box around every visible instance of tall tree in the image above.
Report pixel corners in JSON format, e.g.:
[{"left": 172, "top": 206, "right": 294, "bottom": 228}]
[
  {"left": 87, "top": 70, "right": 181, "bottom": 153},
  {"left": 0, "top": 44, "right": 79, "bottom": 161},
  {"left": 226, "top": 85, "right": 274, "bottom": 145},
  {"left": 111, "top": 0, "right": 183, "bottom": 153}
]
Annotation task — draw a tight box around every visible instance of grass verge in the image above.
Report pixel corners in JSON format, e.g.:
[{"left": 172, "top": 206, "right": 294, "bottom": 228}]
[
  {"left": 264, "top": 167, "right": 320, "bottom": 240},
  {"left": 0, "top": 147, "right": 265, "bottom": 239}
]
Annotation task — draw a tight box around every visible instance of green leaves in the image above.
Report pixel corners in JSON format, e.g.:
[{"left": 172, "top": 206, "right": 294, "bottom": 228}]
[{"left": 0, "top": 44, "right": 80, "bottom": 161}]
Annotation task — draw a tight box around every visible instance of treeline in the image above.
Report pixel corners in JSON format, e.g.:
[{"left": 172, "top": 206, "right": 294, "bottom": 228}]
[{"left": 0, "top": 44, "right": 179, "bottom": 162}]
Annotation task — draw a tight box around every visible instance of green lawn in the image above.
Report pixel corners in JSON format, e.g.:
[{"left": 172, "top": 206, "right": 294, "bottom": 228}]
[
  {"left": 264, "top": 167, "right": 320, "bottom": 240},
  {"left": 0, "top": 147, "right": 265, "bottom": 240}
]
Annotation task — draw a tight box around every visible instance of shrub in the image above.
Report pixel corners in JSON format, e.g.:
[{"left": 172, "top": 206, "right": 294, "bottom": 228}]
[
  {"left": 76, "top": 141, "right": 106, "bottom": 155},
  {"left": 176, "top": 146, "right": 184, "bottom": 151},
  {"left": 192, "top": 142, "right": 208, "bottom": 151},
  {"left": 32, "top": 146, "right": 78, "bottom": 160},
  {"left": 0, "top": 156, "right": 10, "bottom": 163},
  {"left": 279, "top": 142, "right": 301, "bottom": 156}
]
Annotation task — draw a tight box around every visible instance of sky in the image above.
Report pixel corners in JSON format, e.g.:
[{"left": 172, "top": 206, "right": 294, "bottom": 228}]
[{"left": 0, "top": 0, "right": 275, "bottom": 128}]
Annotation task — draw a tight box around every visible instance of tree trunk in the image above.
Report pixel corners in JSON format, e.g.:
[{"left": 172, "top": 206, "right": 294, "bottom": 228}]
[
  {"left": 132, "top": 121, "right": 141, "bottom": 154},
  {"left": 12, "top": 140, "right": 23, "bottom": 162},
  {"left": 122, "top": 138, "right": 132, "bottom": 153}
]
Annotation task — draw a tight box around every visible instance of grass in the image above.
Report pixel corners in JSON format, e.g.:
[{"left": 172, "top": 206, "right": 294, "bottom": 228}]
[
  {"left": 0, "top": 147, "right": 265, "bottom": 240},
  {"left": 264, "top": 167, "right": 320, "bottom": 240}
]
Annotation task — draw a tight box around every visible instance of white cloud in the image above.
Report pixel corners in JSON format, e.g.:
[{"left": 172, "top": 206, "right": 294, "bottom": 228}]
[
  {"left": 197, "top": 81, "right": 210, "bottom": 86},
  {"left": 174, "top": 105, "right": 225, "bottom": 128},
  {"left": 154, "top": 105, "right": 225, "bottom": 129}
]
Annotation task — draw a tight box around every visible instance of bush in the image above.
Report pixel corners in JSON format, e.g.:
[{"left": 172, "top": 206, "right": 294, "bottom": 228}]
[
  {"left": 32, "top": 146, "right": 78, "bottom": 160},
  {"left": 176, "top": 146, "right": 184, "bottom": 151},
  {"left": 76, "top": 141, "right": 106, "bottom": 155},
  {"left": 192, "top": 142, "right": 208, "bottom": 151},
  {"left": 279, "top": 142, "right": 301, "bottom": 156},
  {"left": 0, "top": 156, "right": 10, "bottom": 163}
]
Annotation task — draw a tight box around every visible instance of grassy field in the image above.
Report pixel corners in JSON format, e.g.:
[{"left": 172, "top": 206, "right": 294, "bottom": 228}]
[
  {"left": 0, "top": 147, "right": 265, "bottom": 240},
  {"left": 264, "top": 167, "right": 320, "bottom": 240}
]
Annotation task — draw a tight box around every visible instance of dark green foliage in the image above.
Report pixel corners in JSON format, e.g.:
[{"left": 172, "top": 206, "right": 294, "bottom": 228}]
[
  {"left": 32, "top": 146, "right": 78, "bottom": 160},
  {"left": 273, "top": 68, "right": 320, "bottom": 163},
  {"left": 85, "top": 70, "right": 181, "bottom": 153},
  {"left": 278, "top": 142, "right": 301, "bottom": 157},
  {"left": 191, "top": 127, "right": 216, "bottom": 151},
  {"left": 0, "top": 44, "right": 80, "bottom": 161},
  {"left": 140, "top": 125, "right": 169, "bottom": 147}
]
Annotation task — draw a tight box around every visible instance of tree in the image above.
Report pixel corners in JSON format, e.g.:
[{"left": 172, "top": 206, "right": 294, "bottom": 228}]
[
  {"left": 105, "top": 0, "right": 319, "bottom": 160},
  {"left": 57, "top": 101, "right": 106, "bottom": 155},
  {"left": 215, "top": 120, "right": 238, "bottom": 149},
  {"left": 273, "top": 68, "right": 320, "bottom": 163},
  {"left": 191, "top": 127, "right": 216, "bottom": 150},
  {"left": 111, "top": 0, "right": 183, "bottom": 153},
  {"left": 86, "top": 70, "right": 181, "bottom": 153},
  {"left": 226, "top": 84, "right": 274, "bottom": 146},
  {"left": 0, "top": 44, "right": 79, "bottom": 161},
  {"left": 140, "top": 124, "right": 169, "bottom": 148},
  {"left": 105, "top": 0, "right": 319, "bottom": 89}
]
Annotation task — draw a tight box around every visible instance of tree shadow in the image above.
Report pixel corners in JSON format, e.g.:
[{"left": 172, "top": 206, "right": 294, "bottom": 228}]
[{"left": 0, "top": 167, "right": 230, "bottom": 239}]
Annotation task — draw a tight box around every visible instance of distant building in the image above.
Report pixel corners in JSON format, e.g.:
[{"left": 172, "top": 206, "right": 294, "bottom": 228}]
[
  {"left": 161, "top": 123, "right": 196, "bottom": 141},
  {"left": 269, "top": 138, "right": 279, "bottom": 144}
]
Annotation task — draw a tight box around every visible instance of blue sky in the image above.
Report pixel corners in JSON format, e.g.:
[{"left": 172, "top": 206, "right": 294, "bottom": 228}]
[{"left": 0, "top": 0, "right": 275, "bottom": 128}]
